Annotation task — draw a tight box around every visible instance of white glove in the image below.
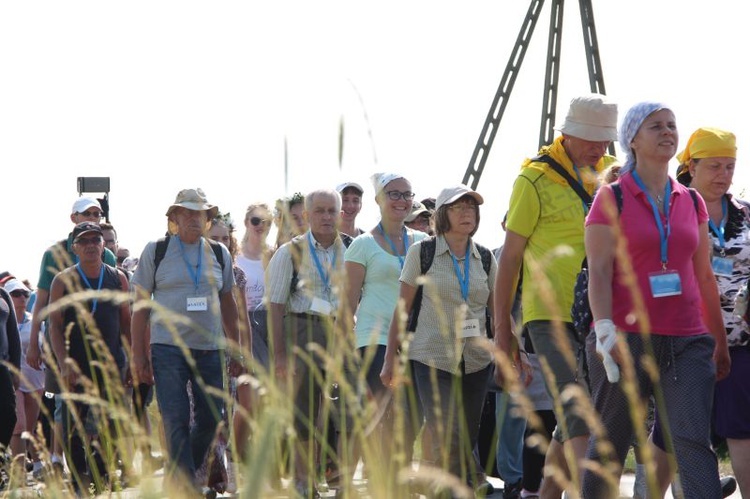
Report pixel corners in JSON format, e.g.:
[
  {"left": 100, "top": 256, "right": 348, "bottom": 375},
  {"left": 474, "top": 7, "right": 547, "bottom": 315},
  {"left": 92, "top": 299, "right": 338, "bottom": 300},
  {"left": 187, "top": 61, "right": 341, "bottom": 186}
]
[{"left": 594, "top": 319, "right": 620, "bottom": 383}]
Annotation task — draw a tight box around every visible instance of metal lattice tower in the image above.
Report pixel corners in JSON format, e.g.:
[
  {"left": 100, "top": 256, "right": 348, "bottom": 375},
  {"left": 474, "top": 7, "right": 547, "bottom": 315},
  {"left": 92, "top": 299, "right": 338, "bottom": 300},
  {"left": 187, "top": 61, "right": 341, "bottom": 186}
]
[{"left": 463, "top": 0, "right": 612, "bottom": 189}]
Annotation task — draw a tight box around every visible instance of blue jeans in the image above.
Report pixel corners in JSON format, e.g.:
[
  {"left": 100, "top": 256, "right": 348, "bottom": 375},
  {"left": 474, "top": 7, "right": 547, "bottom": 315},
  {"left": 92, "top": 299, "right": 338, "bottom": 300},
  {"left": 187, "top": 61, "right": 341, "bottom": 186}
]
[
  {"left": 495, "top": 391, "right": 526, "bottom": 484},
  {"left": 151, "top": 344, "right": 224, "bottom": 484}
]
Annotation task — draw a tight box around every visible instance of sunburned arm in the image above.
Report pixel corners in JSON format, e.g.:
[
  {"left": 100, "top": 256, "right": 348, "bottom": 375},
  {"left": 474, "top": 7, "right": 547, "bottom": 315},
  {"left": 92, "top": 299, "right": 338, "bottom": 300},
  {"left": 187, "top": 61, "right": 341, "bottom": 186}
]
[{"left": 493, "top": 230, "right": 527, "bottom": 355}]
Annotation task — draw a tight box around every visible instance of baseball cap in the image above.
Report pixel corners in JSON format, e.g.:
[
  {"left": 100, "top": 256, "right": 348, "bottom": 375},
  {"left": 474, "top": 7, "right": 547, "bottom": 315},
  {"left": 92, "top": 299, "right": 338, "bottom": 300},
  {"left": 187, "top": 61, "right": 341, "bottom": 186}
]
[
  {"left": 72, "top": 221, "right": 103, "bottom": 241},
  {"left": 335, "top": 182, "right": 364, "bottom": 195},
  {"left": 4, "top": 279, "right": 31, "bottom": 295},
  {"left": 405, "top": 201, "right": 431, "bottom": 223},
  {"left": 72, "top": 197, "right": 102, "bottom": 215},
  {"left": 435, "top": 185, "right": 484, "bottom": 211}
]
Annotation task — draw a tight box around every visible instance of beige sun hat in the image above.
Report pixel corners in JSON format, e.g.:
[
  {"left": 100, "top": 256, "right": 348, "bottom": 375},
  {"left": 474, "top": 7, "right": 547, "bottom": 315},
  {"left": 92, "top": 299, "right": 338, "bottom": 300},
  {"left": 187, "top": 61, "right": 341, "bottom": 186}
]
[
  {"left": 554, "top": 93, "right": 618, "bottom": 142},
  {"left": 165, "top": 188, "right": 219, "bottom": 219}
]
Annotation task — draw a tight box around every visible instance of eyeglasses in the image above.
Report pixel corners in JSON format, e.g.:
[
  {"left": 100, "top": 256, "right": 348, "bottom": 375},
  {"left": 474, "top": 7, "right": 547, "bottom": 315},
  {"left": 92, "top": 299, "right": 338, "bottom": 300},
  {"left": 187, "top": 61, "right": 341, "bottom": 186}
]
[
  {"left": 77, "top": 210, "right": 103, "bottom": 218},
  {"left": 74, "top": 236, "right": 104, "bottom": 246},
  {"left": 385, "top": 190, "right": 415, "bottom": 202},
  {"left": 448, "top": 202, "right": 477, "bottom": 213},
  {"left": 10, "top": 291, "right": 29, "bottom": 299},
  {"left": 250, "top": 216, "right": 269, "bottom": 227}
]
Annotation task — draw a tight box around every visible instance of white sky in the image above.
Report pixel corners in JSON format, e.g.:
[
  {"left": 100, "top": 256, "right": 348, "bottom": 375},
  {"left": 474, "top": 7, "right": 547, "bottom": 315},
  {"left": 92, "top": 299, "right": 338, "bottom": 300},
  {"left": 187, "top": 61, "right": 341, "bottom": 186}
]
[{"left": 2, "top": 1, "right": 748, "bottom": 284}]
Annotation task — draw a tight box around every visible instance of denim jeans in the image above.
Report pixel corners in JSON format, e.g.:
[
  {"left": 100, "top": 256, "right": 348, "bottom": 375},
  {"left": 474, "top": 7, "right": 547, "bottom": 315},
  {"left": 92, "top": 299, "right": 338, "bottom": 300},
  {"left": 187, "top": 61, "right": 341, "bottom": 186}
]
[
  {"left": 495, "top": 391, "right": 526, "bottom": 484},
  {"left": 151, "top": 343, "right": 224, "bottom": 485}
]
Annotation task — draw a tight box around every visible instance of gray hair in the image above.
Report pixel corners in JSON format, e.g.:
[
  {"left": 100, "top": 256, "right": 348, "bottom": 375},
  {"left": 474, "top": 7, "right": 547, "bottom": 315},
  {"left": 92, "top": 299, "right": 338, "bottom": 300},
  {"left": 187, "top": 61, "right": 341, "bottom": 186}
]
[{"left": 305, "top": 188, "right": 342, "bottom": 213}]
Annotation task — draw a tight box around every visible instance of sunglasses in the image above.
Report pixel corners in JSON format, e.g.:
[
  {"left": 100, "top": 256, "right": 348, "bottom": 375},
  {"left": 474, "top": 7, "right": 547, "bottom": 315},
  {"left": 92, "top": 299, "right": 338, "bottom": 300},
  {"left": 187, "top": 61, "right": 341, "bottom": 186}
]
[
  {"left": 250, "top": 216, "right": 269, "bottom": 227},
  {"left": 385, "top": 190, "right": 415, "bottom": 202},
  {"left": 10, "top": 291, "right": 29, "bottom": 298},
  {"left": 75, "top": 235, "right": 104, "bottom": 246},
  {"left": 78, "top": 210, "right": 103, "bottom": 218}
]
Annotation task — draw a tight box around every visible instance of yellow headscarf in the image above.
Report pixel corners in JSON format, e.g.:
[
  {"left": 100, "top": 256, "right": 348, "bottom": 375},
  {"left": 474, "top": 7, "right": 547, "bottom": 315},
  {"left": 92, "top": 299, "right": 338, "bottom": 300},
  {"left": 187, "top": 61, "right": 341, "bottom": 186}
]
[{"left": 676, "top": 127, "right": 737, "bottom": 177}]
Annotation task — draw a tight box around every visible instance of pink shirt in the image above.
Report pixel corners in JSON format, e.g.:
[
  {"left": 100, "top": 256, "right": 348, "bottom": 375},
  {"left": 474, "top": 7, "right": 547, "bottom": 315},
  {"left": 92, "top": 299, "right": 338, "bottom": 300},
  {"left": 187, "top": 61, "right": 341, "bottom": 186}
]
[{"left": 586, "top": 173, "right": 709, "bottom": 336}]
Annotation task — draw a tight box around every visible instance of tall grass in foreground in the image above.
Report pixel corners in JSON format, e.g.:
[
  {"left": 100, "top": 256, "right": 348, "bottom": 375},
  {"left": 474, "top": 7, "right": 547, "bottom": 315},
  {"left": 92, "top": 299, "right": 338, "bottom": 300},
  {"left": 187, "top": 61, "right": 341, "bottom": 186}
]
[{"left": 2, "top": 200, "right": 695, "bottom": 499}]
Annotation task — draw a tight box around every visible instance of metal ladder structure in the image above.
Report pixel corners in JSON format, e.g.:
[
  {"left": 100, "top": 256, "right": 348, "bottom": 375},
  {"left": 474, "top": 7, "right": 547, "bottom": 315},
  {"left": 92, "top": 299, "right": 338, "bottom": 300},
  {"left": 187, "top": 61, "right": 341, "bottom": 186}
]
[{"left": 462, "top": 0, "right": 611, "bottom": 189}]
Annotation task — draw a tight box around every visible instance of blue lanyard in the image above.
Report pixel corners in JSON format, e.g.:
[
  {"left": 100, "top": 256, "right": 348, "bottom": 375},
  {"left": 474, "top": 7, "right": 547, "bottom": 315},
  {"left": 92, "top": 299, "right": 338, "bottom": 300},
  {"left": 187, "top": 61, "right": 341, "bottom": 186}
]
[
  {"left": 75, "top": 263, "right": 104, "bottom": 314},
  {"left": 450, "top": 241, "right": 471, "bottom": 302},
  {"left": 572, "top": 165, "right": 589, "bottom": 215},
  {"left": 632, "top": 171, "right": 672, "bottom": 267},
  {"left": 708, "top": 196, "right": 728, "bottom": 251},
  {"left": 307, "top": 232, "right": 337, "bottom": 294},
  {"left": 177, "top": 237, "right": 203, "bottom": 291},
  {"left": 378, "top": 222, "right": 409, "bottom": 270}
]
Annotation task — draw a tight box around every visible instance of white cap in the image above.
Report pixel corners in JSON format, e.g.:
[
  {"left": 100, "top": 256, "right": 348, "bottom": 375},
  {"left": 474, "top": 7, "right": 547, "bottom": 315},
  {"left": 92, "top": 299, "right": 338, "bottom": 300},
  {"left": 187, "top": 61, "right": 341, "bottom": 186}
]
[
  {"left": 4, "top": 278, "right": 31, "bottom": 295},
  {"left": 435, "top": 184, "right": 484, "bottom": 211},
  {"left": 71, "top": 197, "right": 101, "bottom": 215},
  {"left": 335, "top": 182, "right": 364, "bottom": 195}
]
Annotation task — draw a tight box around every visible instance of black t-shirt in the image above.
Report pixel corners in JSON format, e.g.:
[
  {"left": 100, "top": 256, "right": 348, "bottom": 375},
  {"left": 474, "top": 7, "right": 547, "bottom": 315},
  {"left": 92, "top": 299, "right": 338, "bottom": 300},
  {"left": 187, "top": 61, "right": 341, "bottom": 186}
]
[{"left": 62, "top": 264, "right": 125, "bottom": 377}]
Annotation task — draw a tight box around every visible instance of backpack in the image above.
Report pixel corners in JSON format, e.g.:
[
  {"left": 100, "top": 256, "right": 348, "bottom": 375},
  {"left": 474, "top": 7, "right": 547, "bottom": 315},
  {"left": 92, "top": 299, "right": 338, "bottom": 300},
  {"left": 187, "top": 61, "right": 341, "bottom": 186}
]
[
  {"left": 288, "top": 232, "right": 353, "bottom": 296},
  {"left": 571, "top": 183, "right": 699, "bottom": 340},
  {"left": 153, "top": 235, "right": 226, "bottom": 289},
  {"left": 406, "top": 236, "right": 493, "bottom": 333}
]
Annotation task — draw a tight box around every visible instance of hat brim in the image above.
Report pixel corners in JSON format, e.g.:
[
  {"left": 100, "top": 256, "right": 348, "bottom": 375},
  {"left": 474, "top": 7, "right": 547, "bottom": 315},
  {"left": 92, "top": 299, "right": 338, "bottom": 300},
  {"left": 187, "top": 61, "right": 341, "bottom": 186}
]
[
  {"left": 556, "top": 123, "right": 617, "bottom": 142},
  {"left": 444, "top": 191, "right": 483, "bottom": 207},
  {"left": 74, "top": 229, "right": 102, "bottom": 240},
  {"left": 405, "top": 208, "right": 430, "bottom": 223},
  {"left": 166, "top": 204, "right": 219, "bottom": 219}
]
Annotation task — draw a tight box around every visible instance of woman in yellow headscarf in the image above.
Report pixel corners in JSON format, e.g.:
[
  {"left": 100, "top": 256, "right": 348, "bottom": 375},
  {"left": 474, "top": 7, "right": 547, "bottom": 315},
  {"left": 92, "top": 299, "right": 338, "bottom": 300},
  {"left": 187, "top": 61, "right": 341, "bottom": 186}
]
[{"left": 676, "top": 127, "right": 748, "bottom": 498}]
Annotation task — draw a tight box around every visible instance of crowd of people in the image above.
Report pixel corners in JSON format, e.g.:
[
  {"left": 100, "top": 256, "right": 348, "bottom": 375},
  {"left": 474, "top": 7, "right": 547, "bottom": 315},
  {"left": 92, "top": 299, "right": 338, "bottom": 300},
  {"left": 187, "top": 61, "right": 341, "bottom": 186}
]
[{"left": 0, "top": 93, "right": 748, "bottom": 499}]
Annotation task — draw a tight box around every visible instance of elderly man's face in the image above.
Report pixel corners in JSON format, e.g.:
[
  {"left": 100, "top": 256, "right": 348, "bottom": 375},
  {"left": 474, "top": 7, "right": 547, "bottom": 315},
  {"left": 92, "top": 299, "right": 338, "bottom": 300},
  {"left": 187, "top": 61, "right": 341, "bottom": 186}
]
[
  {"left": 563, "top": 135, "right": 611, "bottom": 168},
  {"left": 172, "top": 207, "right": 208, "bottom": 241},
  {"left": 306, "top": 193, "right": 340, "bottom": 239}
]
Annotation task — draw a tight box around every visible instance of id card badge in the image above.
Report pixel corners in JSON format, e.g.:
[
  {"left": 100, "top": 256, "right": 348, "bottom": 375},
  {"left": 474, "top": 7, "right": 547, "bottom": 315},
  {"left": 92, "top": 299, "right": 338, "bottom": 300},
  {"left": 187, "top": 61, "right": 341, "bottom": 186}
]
[
  {"left": 309, "top": 296, "right": 333, "bottom": 316},
  {"left": 460, "top": 318, "right": 481, "bottom": 338},
  {"left": 187, "top": 296, "right": 208, "bottom": 312},
  {"left": 712, "top": 256, "right": 734, "bottom": 277},
  {"left": 648, "top": 270, "right": 682, "bottom": 298}
]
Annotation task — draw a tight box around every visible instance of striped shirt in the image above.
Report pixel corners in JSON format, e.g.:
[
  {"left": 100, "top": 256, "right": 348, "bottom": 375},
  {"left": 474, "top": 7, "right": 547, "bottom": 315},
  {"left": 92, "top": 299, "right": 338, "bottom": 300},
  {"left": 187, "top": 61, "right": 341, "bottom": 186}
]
[
  {"left": 265, "top": 231, "right": 347, "bottom": 316},
  {"left": 402, "top": 235, "right": 497, "bottom": 374}
]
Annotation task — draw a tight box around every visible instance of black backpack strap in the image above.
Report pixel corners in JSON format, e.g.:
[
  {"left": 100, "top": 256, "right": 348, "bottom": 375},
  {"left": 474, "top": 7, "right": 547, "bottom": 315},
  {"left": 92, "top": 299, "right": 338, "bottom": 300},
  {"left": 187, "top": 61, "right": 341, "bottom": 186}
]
[
  {"left": 534, "top": 155, "right": 593, "bottom": 208},
  {"left": 407, "top": 236, "right": 436, "bottom": 332},
  {"left": 340, "top": 233, "right": 354, "bottom": 249},
  {"left": 475, "top": 243, "right": 494, "bottom": 338},
  {"left": 611, "top": 182, "right": 624, "bottom": 214},
  {"left": 476, "top": 243, "right": 492, "bottom": 276},
  {"left": 288, "top": 238, "right": 304, "bottom": 296},
  {"left": 206, "top": 239, "right": 225, "bottom": 271},
  {"left": 153, "top": 236, "right": 170, "bottom": 289},
  {"left": 687, "top": 188, "right": 699, "bottom": 214}
]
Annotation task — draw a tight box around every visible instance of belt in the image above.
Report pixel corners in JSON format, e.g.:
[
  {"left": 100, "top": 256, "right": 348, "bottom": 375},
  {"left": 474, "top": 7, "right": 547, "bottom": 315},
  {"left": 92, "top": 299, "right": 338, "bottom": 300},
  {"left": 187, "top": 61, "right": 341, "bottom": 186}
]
[{"left": 290, "top": 312, "right": 335, "bottom": 322}]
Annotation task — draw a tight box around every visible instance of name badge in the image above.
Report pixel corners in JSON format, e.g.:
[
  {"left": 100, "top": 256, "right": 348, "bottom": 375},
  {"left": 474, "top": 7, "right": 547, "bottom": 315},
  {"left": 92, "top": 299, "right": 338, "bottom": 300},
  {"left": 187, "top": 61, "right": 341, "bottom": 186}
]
[
  {"left": 460, "top": 318, "right": 481, "bottom": 338},
  {"left": 187, "top": 296, "right": 208, "bottom": 312},
  {"left": 310, "top": 296, "right": 333, "bottom": 316},
  {"left": 712, "top": 256, "right": 734, "bottom": 277},
  {"left": 648, "top": 270, "right": 682, "bottom": 298}
]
